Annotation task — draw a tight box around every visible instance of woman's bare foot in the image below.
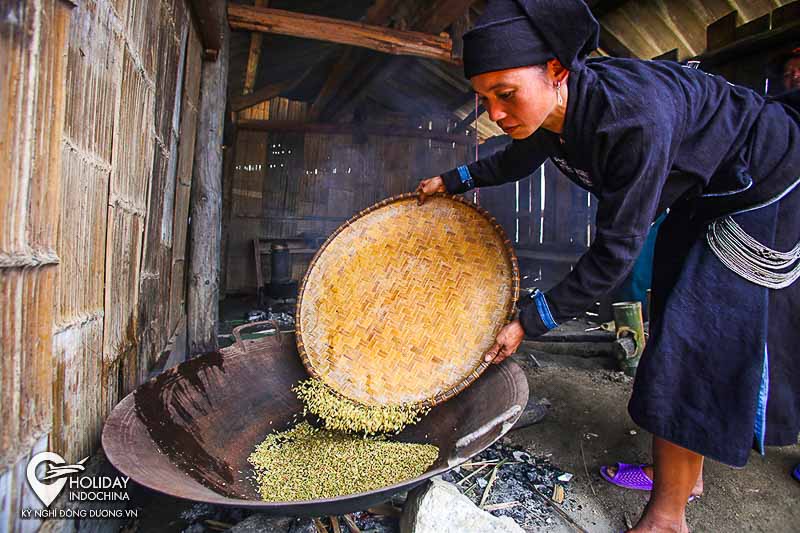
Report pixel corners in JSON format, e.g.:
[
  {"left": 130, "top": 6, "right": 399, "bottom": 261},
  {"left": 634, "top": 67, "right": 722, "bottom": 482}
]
[
  {"left": 627, "top": 504, "right": 689, "bottom": 533},
  {"left": 605, "top": 464, "right": 704, "bottom": 498}
]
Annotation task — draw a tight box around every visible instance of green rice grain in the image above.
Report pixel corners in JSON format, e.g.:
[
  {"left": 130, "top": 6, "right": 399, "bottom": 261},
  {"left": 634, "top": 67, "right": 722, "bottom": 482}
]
[{"left": 248, "top": 422, "right": 439, "bottom": 501}]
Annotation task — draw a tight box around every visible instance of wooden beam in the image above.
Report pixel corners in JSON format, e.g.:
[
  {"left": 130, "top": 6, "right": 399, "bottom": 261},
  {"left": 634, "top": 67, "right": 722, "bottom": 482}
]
[
  {"left": 309, "top": 0, "right": 403, "bottom": 121},
  {"left": 188, "top": 0, "right": 226, "bottom": 60},
  {"left": 411, "top": 0, "right": 478, "bottom": 34},
  {"left": 323, "top": 0, "right": 477, "bottom": 119},
  {"left": 231, "top": 64, "right": 314, "bottom": 112},
  {"left": 237, "top": 119, "right": 475, "bottom": 145},
  {"left": 188, "top": 0, "right": 228, "bottom": 354},
  {"left": 695, "top": 17, "right": 800, "bottom": 68},
  {"left": 773, "top": 0, "right": 800, "bottom": 29},
  {"left": 454, "top": 104, "right": 483, "bottom": 133},
  {"left": 598, "top": 26, "right": 636, "bottom": 58},
  {"left": 706, "top": 11, "right": 738, "bottom": 51},
  {"left": 735, "top": 14, "right": 770, "bottom": 41},
  {"left": 587, "top": 0, "right": 628, "bottom": 18},
  {"left": 242, "top": 0, "right": 268, "bottom": 94},
  {"left": 227, "top": 5, "right": 457, "bottom": 63},
  {"left": 653, "top": 48, "right": 678, "bottom": 62},
  {"left": 232, "top": 79, "right": 292, "bottom": 112}
]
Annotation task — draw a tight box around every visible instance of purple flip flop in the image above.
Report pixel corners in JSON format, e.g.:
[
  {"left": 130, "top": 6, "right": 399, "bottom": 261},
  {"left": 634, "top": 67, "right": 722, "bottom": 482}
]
[
  {"left": 600, "top": 463, "right": 653, "bottom": 491},
  {"left": 793, "top": 464, "right": 800, "bottom": 482},
  {"left": 600, "top": 463, "right": 697, "bottom": 502}
]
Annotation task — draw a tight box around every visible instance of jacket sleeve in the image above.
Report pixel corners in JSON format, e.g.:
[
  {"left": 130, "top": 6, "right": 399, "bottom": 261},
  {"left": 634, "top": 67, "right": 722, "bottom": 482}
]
[
  {"left": 440, "top": 131, "right": 553, "bottom": 194},
  {"left": 520, "top": 120, "right": 677, "bottom": 337}
]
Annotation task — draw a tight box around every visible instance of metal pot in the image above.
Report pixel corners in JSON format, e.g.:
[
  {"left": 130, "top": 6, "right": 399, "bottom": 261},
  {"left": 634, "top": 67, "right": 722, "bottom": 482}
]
[{"left": 102, "top": 332, "right": 528, "bottom": 516}]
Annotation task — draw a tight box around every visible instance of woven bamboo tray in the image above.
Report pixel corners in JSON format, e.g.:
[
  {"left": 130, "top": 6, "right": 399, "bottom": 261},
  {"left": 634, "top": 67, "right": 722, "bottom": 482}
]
[{"left": 296, "top": 193, "right": 519, "bottom": 408}]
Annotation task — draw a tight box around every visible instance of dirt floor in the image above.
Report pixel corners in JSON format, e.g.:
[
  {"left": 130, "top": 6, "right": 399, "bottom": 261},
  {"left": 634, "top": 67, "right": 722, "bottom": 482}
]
[{"left": 508, "top": 349, "right": 800, "bottom": 533}]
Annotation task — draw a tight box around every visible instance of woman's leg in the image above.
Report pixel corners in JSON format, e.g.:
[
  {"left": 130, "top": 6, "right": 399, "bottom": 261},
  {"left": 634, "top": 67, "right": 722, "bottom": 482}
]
[{"left": 630, "top": 437, "right": 703, "bottom": 533}]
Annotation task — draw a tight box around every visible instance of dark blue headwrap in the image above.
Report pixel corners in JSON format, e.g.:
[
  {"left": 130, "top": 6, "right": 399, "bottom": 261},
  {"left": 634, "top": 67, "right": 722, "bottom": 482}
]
[{"left": 462, "top": 0, "right": 600, "bottom": 78}]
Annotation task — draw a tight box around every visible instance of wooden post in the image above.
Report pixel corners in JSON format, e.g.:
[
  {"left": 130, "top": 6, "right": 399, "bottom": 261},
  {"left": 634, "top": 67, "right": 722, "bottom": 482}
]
[
  {"left": 188, "top": 0, "right": 229, "bottom": 355},
  {"left": 219, "top": 122, "right": 237, "bottom": 300}
]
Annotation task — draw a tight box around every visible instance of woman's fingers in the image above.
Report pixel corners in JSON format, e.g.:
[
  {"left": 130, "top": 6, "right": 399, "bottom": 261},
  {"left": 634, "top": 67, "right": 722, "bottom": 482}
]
[
  {"left": 486, "top": 320, "right": 526, "bottom": 364},
  {"left": 416, "top": 182, "right": 428, "bottom": 205},
  {"left": 484, "top": 342, "right": 502, "bottom": 363},
  {"left": 416, "top": 176, "right": 445, "bottom": 205},
  {"left": 493, "top": 344, "right": 513, "bottom": 364}
]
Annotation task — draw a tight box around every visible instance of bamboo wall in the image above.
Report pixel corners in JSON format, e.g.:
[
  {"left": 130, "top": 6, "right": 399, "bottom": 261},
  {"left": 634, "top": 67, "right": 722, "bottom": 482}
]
[
  {"left": 225, "top": 99, "right": 470, "bottom": 293},
  {"left": 1, "top": 1, "right": 204, "bottom": 530}
]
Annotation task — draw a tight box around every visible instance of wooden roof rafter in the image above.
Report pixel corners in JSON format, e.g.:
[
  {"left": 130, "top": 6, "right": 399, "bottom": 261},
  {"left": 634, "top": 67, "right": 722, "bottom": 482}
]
[
  {"left": 227, "top": 5, "right": 458, "bottom": 63},
  {"left": 309, "top": 0, "right": 406, "bottom": 121},
  {"left": 242, "top": 0, "right": 268, "bottom": 95},
  {"left": 320, "top": 0, "right": 480, "bottom": 121}
]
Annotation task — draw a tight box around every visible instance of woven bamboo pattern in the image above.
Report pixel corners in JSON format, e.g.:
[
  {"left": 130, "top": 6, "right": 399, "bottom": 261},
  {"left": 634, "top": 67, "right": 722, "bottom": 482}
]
[{"left": 296, "top": 193, "right": 519, "bottom": 407}]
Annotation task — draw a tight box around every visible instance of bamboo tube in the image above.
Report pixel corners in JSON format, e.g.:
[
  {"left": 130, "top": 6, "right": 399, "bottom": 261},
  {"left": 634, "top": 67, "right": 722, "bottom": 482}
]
[{"left": 612, "top": 301, "right": 645, "bottom": 377}]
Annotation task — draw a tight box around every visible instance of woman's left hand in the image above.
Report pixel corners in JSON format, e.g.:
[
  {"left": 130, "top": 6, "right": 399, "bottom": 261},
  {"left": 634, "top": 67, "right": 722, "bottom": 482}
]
[{"left": 484, "top": 319, "right": 526, "bottom": 364}]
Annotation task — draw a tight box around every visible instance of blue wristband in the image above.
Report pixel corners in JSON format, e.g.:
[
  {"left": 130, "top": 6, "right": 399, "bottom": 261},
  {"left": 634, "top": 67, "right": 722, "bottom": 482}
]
[
  {"left": 456, "top": 165, "right": 475, "bottom": 190},
  {"left": 533, "top": 289, "right": 559, "bottom": 330}
]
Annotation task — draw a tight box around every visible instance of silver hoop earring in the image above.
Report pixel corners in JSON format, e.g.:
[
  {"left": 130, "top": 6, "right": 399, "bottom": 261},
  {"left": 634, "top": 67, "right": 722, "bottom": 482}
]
[{"left": 556, "top": 81, "right": 563, "bottom": 106}]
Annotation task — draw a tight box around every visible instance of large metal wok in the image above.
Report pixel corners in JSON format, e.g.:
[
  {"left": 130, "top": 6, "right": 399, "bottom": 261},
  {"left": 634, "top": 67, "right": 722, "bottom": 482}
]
[{"left": 102, "top": 329, "right": 528, "bottom": 516}]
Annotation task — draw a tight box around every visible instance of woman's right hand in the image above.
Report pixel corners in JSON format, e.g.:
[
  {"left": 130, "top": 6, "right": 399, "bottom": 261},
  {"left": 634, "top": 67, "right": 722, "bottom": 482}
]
[{"left": 415, "top": 176, "right": 446, "bottom": 205}]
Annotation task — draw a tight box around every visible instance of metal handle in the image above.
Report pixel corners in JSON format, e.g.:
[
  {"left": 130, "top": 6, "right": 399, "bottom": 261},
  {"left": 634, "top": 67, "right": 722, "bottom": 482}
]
[{"left": 231, "top": 320, "right": 283, "bottom": 353}]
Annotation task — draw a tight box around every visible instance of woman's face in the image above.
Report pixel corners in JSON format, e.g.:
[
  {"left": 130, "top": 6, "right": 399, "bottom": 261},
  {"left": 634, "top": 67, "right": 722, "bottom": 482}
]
[
  {"left": 471, "top": 65, "right": 555, "bottom": 140},
  {"left": 784, "top": 56, "right": 800, "bottom": 91}
]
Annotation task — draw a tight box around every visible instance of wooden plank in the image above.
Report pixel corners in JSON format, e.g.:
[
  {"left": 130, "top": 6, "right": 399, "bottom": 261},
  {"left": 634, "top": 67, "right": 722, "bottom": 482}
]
[
  {"left": 0, "top": 434, "right": 49, "bottom": 533},
  {"left": 154, "top": 3, "right": 180, "bottom": 144},
  {"left": 598, "top": 25, "right": 636, "bottom": 58},
  {"left": 706, "top": 11, "right": 737, "bottom": 51},
  {"left": 122, "top": 0, "right": 161, "bottom": 77},
  {"left": 243, "top": 0, "right": 268, "bottom": 94},
  {"left": 63, "top": 0, "right": 121, "bottom": 161},
  {"left": 309, "top": 0, "right": 403, "bottom": 121},
  {"left": 170, "top": 22, "right": 203, "bottom": 330},
  {"left": 735, "top": 14, "right": 770, "bottom": 41},
  {"left": 588, "top": 0, "right": 628, "bottom": 18},
  {"left": 773, "top": 0, "right": 800, "bottom": 29},
  {"left": 237, "top": 119, "right": 476, "bottom": 145},
  {"left": 188, "top": 0, "right": 225, "bottom": 60},
  {"left": 1, "top": 0, "right": 71, "bottom": 472},
  {"left": 321, "top": 0, "right": 476, "bottom": 119},
  {"left": 695, "top": 17, "right": 800, "bottom": 68},
  {"left": 253, "top": 239, "right": 264, "bottom": 289},
  {"left": 517, "top": 176, "right": 531, "bottom": 245},
  {"left": 228, "top": 5, "right": 457, "bottom": 63},
  {"left": 541, "top": 161, "right": 560, "bottom": 245},
  {"left": 653, "top": 48, "right": 678, "bottom": 62},
  {"left": 102, "top": 206, "right": 145, "bottom": 364},
  {"left": 231, "top": 64, "right": 314, "bottom": 112},
  {"left": 411, "top": 0, "right": 478, "bottom": 34},
  {"left": 52, "top": 316, "right": 104, "bottom": 463},
  {"left": 56, "top": 149, "right": 109, "bottom": 326},
  {"left": 104, "top": 44, "right": 153, "bottom": 370},
  {"left": 188, "top": 0, "right": 229, "bottom": 355}
]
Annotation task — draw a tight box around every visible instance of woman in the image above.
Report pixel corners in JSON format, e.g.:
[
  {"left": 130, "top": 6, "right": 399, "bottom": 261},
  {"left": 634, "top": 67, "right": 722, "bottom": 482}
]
[{"left": 416, "top": 1, "right": 800, "bottom": 531}]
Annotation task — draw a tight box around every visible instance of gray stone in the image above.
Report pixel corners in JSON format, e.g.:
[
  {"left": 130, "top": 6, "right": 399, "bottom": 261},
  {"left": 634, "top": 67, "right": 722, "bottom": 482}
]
[
  {"left": 400, "top": 478, "right": 524, "bottom": 533},
  {"left": 229, "top": 514, "right": 295, "bottom": 532},
  {"left": 287, "top": 517, "right": 319, "bottom": 533}
]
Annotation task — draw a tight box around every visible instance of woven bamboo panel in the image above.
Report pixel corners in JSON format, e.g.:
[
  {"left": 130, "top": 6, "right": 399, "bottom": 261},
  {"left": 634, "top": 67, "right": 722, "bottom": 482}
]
[{"left": 296, "top": 193, "right": 519, "bottom": 407}]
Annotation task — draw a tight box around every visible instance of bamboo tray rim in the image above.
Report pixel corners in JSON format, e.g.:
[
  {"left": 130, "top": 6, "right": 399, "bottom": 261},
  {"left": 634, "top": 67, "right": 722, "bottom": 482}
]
[{"left": 295, "top": 192, "right": 520, "bottom": 408}]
